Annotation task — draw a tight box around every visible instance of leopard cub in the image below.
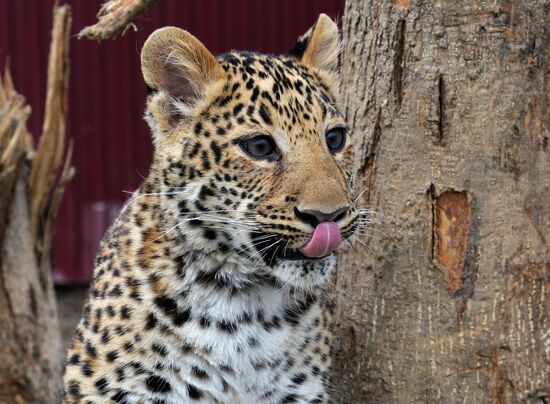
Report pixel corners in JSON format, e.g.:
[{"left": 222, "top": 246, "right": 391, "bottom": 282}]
[{"left": 62, "top": 13, "right": 363, "bottom": 403}]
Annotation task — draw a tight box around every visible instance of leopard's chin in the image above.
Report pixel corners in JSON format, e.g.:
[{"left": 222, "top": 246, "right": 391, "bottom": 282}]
[
  {"left": 271, "top": 254, "right": 337, "bottom": 290},
  {"left": 277, "top": 248, "right": 331, "bottom": 261}
]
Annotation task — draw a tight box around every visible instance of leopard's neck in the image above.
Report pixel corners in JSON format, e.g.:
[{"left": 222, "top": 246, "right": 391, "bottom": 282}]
[{"left": 120, "top": 191, "right": 320, "bottom": 331}]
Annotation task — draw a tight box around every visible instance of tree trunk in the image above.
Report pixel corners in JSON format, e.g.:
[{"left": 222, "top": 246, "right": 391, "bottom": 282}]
[
  {"left": 0, "top": 5, "right": 73, "bottom": 403},
  {"left": 332, "top": 0, "right": 549, "bottom": 402}
]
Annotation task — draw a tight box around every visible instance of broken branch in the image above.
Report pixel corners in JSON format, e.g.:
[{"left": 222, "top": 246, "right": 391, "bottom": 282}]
[{"left": 78, "top": 0, "right": 158, "bottom": 41}]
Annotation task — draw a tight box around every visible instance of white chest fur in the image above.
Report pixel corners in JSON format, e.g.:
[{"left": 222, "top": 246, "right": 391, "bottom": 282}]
[{"left": 136, "top": 260, "right": 329, "bottom": 403}]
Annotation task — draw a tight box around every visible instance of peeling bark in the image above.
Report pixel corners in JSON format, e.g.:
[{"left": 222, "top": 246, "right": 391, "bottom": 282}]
[
  {"left": 434, "top": 189, "right": 472, "bottom": 293},
  {"left": 332, "top": 0, "right": 550, "bottom": 402}
]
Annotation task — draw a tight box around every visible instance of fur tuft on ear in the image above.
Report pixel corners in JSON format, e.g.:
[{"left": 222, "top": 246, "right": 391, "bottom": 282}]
[
  {"left": 141, "top": 27, "right": 224, "bottom": 131},
  {"left": 287, "top": 14, "right": 340, "bottom": 73}
]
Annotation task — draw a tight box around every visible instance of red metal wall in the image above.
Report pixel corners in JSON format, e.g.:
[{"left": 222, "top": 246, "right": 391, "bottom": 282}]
[{"left": 0, "top": 0, "right": 345, "bottom": 283}]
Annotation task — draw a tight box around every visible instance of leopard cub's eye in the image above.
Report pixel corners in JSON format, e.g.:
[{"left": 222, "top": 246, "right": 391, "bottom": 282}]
[
  {"left": 325, "top": 127, "right": 346, "bottom": 153},
  {"left": 239, "top": 135, "right": 279, "bottom": 160}
]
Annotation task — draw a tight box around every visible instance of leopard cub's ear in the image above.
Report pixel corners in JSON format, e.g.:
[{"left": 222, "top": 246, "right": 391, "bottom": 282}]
[
  {"left": 287, "top": 14, "right": 340, "bottom": 73},
  {"left": 141, "top": 27, "right": 225, "bottom": 132}
]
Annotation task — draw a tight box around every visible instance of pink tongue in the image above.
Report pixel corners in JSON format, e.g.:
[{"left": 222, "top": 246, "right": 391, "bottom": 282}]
[{"left": 298, "top": 222, "right": 341, "bottom": 258}]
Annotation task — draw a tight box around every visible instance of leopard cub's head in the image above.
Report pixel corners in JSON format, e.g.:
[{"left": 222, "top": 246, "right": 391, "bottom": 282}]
[{"left": 141, "top": 14, "right": 363, "bottom": 289}]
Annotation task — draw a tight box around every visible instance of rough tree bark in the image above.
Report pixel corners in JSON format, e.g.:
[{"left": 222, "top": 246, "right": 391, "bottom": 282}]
[
  {"left": 331, "top": 0, "right": 549, "bottom": 402},
  {"left": 0, "top": 5, "right": 73, "bottom": 403}
]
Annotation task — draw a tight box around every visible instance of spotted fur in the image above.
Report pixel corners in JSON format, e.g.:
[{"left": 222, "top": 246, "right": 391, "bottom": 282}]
[{"left": 62, "top": 14, "right": 362, "bottom": 403}]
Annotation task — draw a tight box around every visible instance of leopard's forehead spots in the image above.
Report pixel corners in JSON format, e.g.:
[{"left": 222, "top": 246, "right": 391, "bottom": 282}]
[{"left": 206, "top": 52, "right": 342, "bottom": 140}]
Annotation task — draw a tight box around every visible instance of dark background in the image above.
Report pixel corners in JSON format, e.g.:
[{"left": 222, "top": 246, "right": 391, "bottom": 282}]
[{"left": 0, "top": 0, "right": 344, "bottom": 283}]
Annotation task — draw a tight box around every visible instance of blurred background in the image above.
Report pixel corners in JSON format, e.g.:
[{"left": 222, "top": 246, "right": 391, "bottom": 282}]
[{"left": 0, "top": 0, "right": 344, "bottom": 345}]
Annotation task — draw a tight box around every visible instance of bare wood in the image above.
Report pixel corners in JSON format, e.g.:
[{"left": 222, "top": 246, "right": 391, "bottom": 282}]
[
  {"left": 332, "top": 0, "right": 550, "bottom": 402},
  {"left": 0, "top": 4, "right": 73, "bottom": 402},
  {"left": 0, "top": 68, "right": 32, "bottom": 258},
  {"left": 29, "top": 4, "right": 73, "bottom": 272},
  {"left": 78, "top": 0, "right": 158, "bottom": 41}
]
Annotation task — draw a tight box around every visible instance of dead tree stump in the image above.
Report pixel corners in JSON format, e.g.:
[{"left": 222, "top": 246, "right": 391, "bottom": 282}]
[{"left": 0, "top": 5, "right": 73, "bottom": 402}]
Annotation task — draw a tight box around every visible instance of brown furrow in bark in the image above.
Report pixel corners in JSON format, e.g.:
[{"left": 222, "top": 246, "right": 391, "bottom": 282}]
[
  {"left": 393, "top": 20, "right": 406, "bottom": 111},
  {"left": 437, "top": 74, "right": 445, "bottom": 143}
]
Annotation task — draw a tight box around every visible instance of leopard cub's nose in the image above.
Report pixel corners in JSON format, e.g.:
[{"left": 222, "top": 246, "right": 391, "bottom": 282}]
[{"left": 294, "top": 206, "right": 349, "bottom": 228}]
